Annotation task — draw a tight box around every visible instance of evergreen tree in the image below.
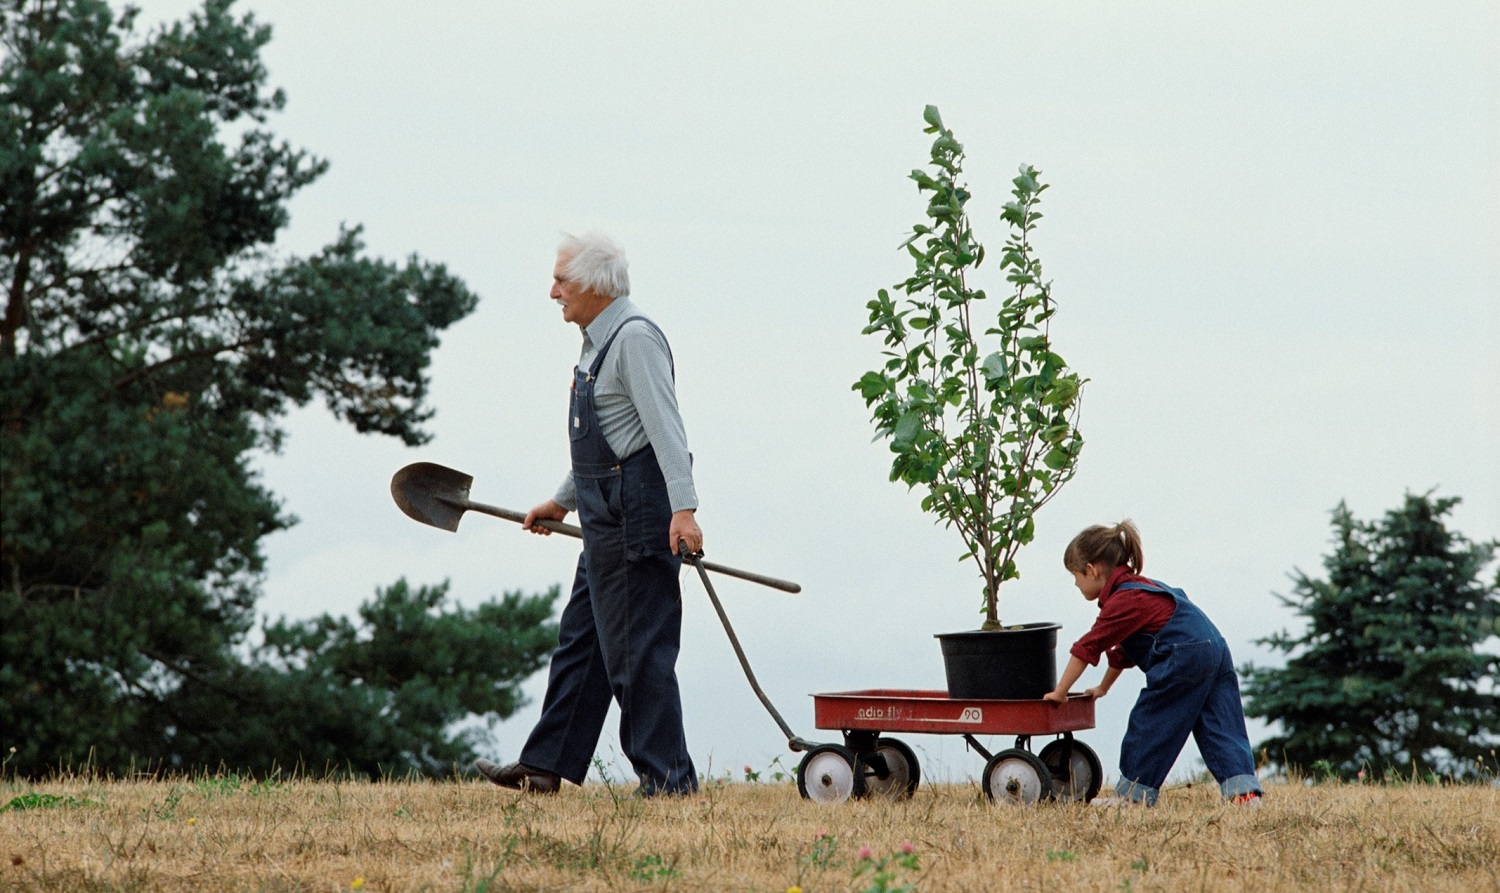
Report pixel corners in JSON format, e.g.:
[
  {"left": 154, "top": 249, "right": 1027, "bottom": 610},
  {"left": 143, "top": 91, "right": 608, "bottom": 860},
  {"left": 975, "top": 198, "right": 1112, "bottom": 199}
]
[
  {"left": 1, "top": 0, "right": 557, "bottom": 777},
  {"left": 162, "top": 580, "right": 561, "bottom": 779},
  {"left": 1243, "top": 494, "right": 1500, "bottom": 779}
]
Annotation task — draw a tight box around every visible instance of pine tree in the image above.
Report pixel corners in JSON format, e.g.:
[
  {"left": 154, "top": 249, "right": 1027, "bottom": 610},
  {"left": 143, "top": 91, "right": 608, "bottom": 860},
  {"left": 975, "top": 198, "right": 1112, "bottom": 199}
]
[
  {"left": 1243, "top": 494, "right": 1500, "bottom": 779},
  {"left": 1, "top": 0, "right": 558, "bottom": 777}
]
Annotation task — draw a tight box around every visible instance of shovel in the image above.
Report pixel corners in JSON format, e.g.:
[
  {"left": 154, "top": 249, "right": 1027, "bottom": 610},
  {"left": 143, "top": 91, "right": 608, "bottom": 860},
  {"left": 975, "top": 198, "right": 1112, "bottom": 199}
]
[{"left": 390, "top": 462, "right": 801, "bottom": 593}]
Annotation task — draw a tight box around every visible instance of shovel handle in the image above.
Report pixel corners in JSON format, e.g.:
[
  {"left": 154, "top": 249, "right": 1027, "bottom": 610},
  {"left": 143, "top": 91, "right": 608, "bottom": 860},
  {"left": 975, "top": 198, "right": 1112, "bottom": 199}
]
[
  {"left": 468, "top": 501, "right": 583, "bottom": 537},
  {"left": 463, "top": 499, "right": 801, "bottom": 594}
]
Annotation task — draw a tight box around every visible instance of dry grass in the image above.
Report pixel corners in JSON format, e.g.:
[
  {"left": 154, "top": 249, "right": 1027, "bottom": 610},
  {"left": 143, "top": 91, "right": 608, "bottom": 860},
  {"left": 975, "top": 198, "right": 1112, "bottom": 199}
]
[{"left": 2, "top": 771, "right": 1497, "bottom": 892}]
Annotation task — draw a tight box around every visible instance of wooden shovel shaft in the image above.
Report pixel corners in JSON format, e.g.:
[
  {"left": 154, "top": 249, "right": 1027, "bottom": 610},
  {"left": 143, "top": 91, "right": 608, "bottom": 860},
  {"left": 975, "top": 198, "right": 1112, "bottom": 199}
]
[{"left": 462, "top": 499, "right": 801, "bottom": 594}]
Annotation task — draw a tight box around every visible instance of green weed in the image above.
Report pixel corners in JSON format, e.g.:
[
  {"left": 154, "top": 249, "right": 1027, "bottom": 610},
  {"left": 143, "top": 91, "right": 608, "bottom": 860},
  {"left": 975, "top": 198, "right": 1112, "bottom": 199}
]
[
  {"left": 801, "top": 831, "right": 840, "bottom": 869},
  {"left": 195, "top": 774, "right": 244, "bottom": 797},
  {"left": 853, "top": 841, "right": 920, "bottom": 893},
  {"left": 630, "top": 852, "right": 680, "bottom": 882},
  {"left": 1, "top": 792, "right": 100, "bottom": 812}
]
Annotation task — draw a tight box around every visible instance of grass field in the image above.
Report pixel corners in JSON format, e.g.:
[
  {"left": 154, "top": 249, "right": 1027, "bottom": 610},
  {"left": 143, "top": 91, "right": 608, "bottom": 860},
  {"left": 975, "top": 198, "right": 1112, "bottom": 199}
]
[{"left": 2, "top": 770, "right": 1496, "bottom": 892}]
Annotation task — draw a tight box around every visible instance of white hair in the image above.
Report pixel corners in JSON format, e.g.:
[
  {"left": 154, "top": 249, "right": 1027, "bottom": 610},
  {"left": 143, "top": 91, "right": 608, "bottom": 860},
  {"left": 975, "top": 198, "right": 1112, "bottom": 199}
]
[{"left": 558, "top": 230, "right": 630, "bottom": 298}]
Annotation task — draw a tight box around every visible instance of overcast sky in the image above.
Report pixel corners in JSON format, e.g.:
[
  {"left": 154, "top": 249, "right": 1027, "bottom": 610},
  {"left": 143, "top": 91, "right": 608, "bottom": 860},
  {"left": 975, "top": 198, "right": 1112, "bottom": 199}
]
[{"left": 129, "top": 0, "right": 1498, "bottom": 788}]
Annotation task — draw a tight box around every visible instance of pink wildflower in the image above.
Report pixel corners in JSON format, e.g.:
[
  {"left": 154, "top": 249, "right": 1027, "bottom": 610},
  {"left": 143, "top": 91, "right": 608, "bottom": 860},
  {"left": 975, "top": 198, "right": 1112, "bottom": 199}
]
[
  {"left": 857, "top": 845, "right": 873, "bottom": 860},
  {"left": 900, "top": 840, "right": 915, "bottom": 854}
]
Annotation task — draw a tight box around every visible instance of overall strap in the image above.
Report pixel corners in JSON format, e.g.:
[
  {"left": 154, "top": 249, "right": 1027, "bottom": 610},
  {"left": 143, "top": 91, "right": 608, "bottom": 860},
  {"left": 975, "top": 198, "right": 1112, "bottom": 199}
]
[
  {"left": 588, "top": 316, "right": 675, "bottom": 379},
  {"left": 1115, "top": 579, "right": 1180, "bottom": 598}
]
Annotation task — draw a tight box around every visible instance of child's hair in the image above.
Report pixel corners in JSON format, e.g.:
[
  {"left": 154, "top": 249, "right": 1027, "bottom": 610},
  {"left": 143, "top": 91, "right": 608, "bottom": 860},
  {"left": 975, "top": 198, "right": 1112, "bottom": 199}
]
[{"left": 1064, "top": 520, "right": 1145, "bottom": 574}]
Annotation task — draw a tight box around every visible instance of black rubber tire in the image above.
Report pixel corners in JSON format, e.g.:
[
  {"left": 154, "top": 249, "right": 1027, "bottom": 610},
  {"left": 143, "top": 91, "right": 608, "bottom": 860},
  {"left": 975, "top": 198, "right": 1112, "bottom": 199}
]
[
  {"left": 858, "top": 737, "right": 921, "bottom": 800},
  {"left": 1038, "top": 738, "right": 1104, "bottom": 803},
  {"left": 981, "top": 748, "right": 1052, "bottom": 805},
  {"left": 797, "top": 744, "right": 864, "bottom": 804}
]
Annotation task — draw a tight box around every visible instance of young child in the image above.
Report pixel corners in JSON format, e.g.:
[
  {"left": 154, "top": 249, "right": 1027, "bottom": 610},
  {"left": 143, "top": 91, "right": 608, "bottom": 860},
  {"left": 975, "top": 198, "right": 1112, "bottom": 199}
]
[{"left": 1042, "top": 521, "right": 1263, "bottom": 806}]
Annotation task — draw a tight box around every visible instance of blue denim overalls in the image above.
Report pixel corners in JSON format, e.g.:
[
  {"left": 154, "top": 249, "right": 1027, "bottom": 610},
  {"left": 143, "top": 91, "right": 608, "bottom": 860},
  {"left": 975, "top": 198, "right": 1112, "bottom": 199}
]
[
  {"left": 518, "top": 318, "right": 697, "bottom": 796},
  {"left": 1112, "top": 579, "right": 1261, "bottom": 804}
]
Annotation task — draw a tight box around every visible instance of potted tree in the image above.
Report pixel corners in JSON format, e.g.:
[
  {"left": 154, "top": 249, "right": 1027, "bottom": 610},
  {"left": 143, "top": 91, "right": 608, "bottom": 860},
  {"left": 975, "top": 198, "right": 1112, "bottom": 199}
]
[{"left": 855, "top": 106, "right": 1086, "bottom": 699}]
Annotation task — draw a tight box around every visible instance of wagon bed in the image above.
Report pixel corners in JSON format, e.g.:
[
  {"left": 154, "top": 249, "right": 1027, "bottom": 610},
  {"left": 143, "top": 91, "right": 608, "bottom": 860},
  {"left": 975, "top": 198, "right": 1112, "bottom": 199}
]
[
  {"left": 797, "top": 689, "right": 1103, "bottom": 805},
  {"left": 812, "top": 688, "right": 1094, "bottom": 736}
]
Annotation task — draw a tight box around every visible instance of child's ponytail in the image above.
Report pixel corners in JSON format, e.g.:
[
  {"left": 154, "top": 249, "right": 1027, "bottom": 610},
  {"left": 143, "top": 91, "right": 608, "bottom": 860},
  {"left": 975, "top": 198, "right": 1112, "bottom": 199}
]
[{"left": 1064, "top": 520, "right": 1145, "bottom": 574}]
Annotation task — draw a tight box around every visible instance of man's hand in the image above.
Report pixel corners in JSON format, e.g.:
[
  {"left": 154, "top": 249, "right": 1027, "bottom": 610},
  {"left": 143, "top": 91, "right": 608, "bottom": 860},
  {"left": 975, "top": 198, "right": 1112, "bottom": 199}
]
[
  {"left": 523, "top": 499, "right": 569, "bottom": 535},
  {"left": 669, "top": 509, "right": 702, "bottom": 556}
]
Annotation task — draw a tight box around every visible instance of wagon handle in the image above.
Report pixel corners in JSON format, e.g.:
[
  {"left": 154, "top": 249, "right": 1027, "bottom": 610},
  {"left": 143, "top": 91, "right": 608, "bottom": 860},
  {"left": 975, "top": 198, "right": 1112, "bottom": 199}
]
[{"left": 681, "top": 541, "right": 818, "bottom": 753}]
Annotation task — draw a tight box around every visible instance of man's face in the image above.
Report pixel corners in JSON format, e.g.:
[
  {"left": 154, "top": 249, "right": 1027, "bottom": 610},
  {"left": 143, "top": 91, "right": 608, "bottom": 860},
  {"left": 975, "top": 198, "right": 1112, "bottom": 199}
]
[{"left": 551, "top": 253, "right": 608, "bottom": 326}]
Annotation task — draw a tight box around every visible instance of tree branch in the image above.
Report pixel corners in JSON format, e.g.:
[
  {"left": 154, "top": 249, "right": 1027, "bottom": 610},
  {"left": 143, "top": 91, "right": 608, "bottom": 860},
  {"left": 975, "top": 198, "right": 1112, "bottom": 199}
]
[
  {"left": 112, "top": 337, "right": 257, "bottom": 390},
  {"left": 62, "top": 297, "right": 236, "bottom": 354},
  {"left": 2, "top": 246, "right": 34, "bottom": 358}
]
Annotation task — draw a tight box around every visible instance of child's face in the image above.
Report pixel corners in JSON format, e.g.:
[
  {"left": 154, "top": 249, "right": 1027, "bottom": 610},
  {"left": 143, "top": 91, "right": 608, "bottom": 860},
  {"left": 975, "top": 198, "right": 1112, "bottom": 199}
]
[{"left": 1071, "top": 563, "right": 1110, "bottom": 602}]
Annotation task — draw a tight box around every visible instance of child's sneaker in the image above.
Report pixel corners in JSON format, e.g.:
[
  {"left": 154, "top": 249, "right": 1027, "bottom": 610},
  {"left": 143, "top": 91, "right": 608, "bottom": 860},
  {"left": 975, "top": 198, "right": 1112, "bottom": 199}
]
[
  {"left": 1091, "top": 796, "right": 1145, "bottom": 808},
  {"left": 1232, "top": 792, "right": 1262, "bottom": 808}
]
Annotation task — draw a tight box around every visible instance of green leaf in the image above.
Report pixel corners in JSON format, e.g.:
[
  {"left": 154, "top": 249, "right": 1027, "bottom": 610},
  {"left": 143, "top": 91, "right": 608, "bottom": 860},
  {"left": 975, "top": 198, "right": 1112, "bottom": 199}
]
[
  {"left": 1041, "top": 378, "right": 1080, "bottom": 407},
  {"left": 933, "top": 134, "right": 962, "bottom": 156},
  {"left": 1041, "top": 424, "right": 1070, "bottom": 444},
  {"left": 923, "top": 104, "right": 944, "bottom": 129},
  {"left": 855, "top": 371, "right": 889, "bottom": 402},
  {"left": 1042, "top": 447, "right": 1071, "bottom": 470},
  {"left": 980, "top": 352, "right": 1008, "bottom": 382},
  {"left": 909, "top": 170, "right": 938, "bottom": 190},
  {"left": 892, "top": 411, "right": 923, "bottom": 446}
]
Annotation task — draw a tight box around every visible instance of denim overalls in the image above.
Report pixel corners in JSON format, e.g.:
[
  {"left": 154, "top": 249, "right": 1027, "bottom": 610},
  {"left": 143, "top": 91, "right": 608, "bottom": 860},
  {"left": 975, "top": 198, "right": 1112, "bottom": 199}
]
[
  {"left": 1112, "top": 579, "right": 1261, "bottom": 804},
  {"left": 518, "top": 318, "right": 697, "bottom": 796}
]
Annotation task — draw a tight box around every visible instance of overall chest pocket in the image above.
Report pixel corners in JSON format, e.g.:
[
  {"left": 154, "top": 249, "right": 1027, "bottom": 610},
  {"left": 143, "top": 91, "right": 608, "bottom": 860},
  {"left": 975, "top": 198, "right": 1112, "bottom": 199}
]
[{"left": 570, "top": 375, "right": 593, "bottom": 442}]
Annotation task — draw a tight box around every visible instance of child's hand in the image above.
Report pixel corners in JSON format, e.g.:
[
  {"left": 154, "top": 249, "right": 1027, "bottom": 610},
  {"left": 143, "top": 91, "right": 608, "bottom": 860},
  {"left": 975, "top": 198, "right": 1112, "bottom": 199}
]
[
  {"left": 1083, "top": 686, "right": 1109, "bottom": 700},
  {"left": 1041, "top": 690, "right": 1069, "bottom": 705}
]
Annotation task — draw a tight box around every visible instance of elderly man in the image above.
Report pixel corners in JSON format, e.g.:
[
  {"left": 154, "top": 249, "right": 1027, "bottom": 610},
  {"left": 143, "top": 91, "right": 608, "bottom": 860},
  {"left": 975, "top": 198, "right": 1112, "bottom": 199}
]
[{"left": 476, "top": 231, "right": 703, "bottom": 797}]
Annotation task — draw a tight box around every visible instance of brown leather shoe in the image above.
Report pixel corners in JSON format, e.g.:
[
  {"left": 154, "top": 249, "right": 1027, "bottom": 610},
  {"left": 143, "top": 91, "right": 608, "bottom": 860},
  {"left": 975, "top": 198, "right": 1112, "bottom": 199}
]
[{"left": 474, "top": 758, "right": 561, "bottom": 793}]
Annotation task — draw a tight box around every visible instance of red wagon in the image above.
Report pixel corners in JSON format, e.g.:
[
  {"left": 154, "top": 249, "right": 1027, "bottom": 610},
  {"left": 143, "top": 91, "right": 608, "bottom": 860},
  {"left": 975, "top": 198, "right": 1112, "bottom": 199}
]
[
  {"left": 657, "top": 551, "right": 1102, "bottom": 807},
  {"left": 796, "top": 689, "right": 1103, "bottom": 805}
]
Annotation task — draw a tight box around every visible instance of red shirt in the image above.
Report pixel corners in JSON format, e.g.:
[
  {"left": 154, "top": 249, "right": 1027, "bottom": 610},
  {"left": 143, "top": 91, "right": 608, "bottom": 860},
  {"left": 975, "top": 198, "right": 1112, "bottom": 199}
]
[{"left": 1070, "top": 566, "right": 1177, "bottom": 669}]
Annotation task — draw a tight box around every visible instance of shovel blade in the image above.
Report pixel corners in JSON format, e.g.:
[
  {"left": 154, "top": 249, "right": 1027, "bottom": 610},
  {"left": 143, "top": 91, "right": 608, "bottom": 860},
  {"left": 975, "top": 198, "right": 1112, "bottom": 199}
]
[{"left": 391, "top": 462, "right": 474, "bottom": 532}]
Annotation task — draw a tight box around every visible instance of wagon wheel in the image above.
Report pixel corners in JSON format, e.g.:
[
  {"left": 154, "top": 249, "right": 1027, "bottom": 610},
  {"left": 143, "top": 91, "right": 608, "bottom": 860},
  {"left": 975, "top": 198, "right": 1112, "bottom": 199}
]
[
  {"left": 981, "top": 748, "right": 1052, "bottom": 806},
  {"left": 797, "top": 744, "right": 865, "bottom": 804},
  {"left": 857, "top": 737, "right": 921, "bottom": 800},
  {"left": 1038, "top": 738, "right": 1103, "bottom": 803}
]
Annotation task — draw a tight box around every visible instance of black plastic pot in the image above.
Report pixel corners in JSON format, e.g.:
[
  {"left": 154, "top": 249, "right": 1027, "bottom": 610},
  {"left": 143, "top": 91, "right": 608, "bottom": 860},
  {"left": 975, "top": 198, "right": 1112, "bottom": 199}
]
[{"left": 936, "top": 622, "right": 1062, "bottom": 700}]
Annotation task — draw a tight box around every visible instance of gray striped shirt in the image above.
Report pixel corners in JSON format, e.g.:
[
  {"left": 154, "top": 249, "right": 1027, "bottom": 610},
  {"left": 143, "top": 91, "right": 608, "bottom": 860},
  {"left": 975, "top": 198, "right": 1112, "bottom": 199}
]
[{"left": 553, "top": 297, "right": 699, "bottom": 513}]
